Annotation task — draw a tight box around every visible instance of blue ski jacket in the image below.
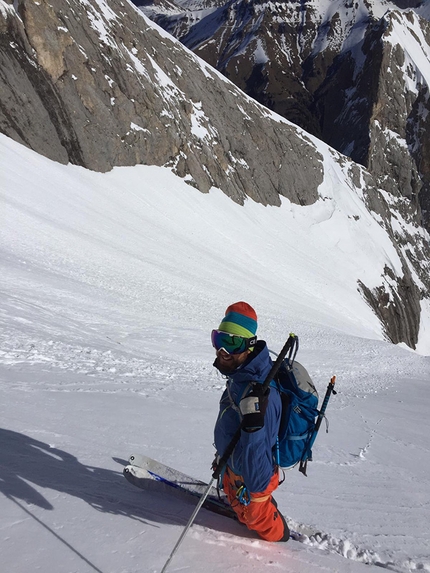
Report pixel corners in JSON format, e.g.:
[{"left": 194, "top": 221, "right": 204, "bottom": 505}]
[{"left": 213, "top": 341, "right": 282, "bottom": 493}]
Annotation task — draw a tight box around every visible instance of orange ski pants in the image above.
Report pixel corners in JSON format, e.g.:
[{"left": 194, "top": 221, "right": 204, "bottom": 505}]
[{"left": 222, "top": 468, "right": 289, "bottom": 542}]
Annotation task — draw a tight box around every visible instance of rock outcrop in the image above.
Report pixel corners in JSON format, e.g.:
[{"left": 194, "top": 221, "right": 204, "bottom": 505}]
[{"left": 0, "top": 0, "right": 322, "bottom": 207}]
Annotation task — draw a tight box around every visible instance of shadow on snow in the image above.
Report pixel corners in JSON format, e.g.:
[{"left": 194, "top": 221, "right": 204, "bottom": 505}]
[{"left": 0, "top": 428, "right": 246, "bottom": 536}]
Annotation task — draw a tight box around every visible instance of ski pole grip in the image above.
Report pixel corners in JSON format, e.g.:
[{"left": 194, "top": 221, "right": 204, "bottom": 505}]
[{"left": 213, "top": 335, "right": 297, "bottom": 479}]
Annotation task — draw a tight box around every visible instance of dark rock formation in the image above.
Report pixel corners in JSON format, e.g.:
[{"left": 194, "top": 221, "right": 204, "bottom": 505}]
[{"left": 0, "top": 0, "right": 322, "bottom": 207}]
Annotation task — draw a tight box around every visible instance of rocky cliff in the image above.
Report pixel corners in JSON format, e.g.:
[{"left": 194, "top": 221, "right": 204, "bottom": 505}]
[
  {"left": 0, "top": 0, "right": 322, "bottom": 206},
  {"left": 0, "top": 0, "right": 429, "bottom": 349},
  {"left": 136, "top": 0, "right": 430, "bottom": 234}
]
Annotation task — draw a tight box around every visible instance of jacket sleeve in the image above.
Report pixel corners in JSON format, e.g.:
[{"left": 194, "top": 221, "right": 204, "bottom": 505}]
[{"left": 239, "top": 388, "right": 281, "bottom": 493}]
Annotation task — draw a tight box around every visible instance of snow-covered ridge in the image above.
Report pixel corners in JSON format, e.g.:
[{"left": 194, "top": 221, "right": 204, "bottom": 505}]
[{"left": 385, "top": 9, "right": 430, "bottom": 88}]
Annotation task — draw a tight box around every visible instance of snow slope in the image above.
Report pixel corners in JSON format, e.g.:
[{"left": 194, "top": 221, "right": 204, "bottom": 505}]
[{"left": 1, "top": 134, "right": 430, "bottom": 573}]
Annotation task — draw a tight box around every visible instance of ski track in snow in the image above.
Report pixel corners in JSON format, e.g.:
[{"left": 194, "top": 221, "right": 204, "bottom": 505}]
[
  {"left": 132, "top": 499, "right": 430, "bottom": 573},
  {"left": 190, "top": 526, "right": 397, "bottom": 571},
  {"left": 187, "top": 513, "right": 430, "bottom": 573}
]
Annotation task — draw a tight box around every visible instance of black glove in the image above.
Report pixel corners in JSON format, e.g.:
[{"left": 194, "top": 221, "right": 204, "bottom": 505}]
[
  {"left": 211, "top": 453, "right": 220, "bottom": 473},
  {"left": 239, "top": 384, "right": 270, "bottom": 432}
]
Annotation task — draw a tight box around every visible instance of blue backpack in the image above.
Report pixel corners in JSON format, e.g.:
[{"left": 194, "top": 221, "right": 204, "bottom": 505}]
[{"left": 271, "top": 357, "right": 320, "bottom": 476}]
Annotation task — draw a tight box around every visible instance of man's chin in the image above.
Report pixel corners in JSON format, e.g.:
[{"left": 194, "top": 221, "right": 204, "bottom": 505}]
[{"left": 214, "top": 356, "right": 236, "bottom": 374}]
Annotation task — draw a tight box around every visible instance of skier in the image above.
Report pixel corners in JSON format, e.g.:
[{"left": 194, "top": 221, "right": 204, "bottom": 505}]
[{"left": 212, "top": 302, "right": 290, "bottom": 542}]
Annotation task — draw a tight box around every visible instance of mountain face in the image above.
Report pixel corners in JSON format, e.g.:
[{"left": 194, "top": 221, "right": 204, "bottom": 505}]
[
  {"left": 135, "top": 0, "right": 430, "bottom": 234},
  {"left": 0, "top": 0, "right": 322, "bottom": 206},
  {"left": 0, "top": 0, "right": 430, "bottom": 350}
]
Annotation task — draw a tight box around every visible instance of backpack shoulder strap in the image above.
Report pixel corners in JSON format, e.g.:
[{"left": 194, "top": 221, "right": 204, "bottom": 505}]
[{"left": 226, "top": 379, "right": 252, "bottom": 414}]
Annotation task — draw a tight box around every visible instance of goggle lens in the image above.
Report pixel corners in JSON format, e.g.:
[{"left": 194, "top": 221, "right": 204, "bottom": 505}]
[{"left": 211, "top": 330, "right": 256, "bottom": 355}]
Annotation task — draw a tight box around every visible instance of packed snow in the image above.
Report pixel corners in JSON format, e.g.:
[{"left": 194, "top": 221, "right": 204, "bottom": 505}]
[{"left": 1, "top": 134, "right": 430, "bottom": 573}]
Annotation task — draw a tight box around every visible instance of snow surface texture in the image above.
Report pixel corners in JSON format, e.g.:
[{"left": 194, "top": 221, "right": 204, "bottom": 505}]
[{"left": 1, "top": 134, "right": 430, "bottom": 573}]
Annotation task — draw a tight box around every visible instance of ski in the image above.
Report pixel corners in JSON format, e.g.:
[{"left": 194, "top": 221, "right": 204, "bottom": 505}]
[
  {"left": 123, "top": 454, "right": 321, "bottom": 541},
  {"left": 123, "top": 456, "right": 235, "bottom": 519}
]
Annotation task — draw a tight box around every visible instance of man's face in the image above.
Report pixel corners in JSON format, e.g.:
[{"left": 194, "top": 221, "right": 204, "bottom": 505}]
[{"left": 215, "top": 348, "right": 251, "bottom": 373}]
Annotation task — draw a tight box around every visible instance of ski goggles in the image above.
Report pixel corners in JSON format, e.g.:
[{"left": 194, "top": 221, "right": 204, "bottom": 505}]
[{"left": 211, "top": 330, "right": 257, "bottom": 355}]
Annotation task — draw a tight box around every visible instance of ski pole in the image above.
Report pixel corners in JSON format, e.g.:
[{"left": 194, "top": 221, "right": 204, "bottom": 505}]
[
  {"left": 160, "top": 333, "right": 297, "bottom": 573},
  {"left": 299, "top": 375, "right": 336, "bottom": 475},
  {"left": 314, "top": 375, "right": 336, "bottom": 433},
  {"left": 160, "top": 476, "right": 216, "bottom": 573}
]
